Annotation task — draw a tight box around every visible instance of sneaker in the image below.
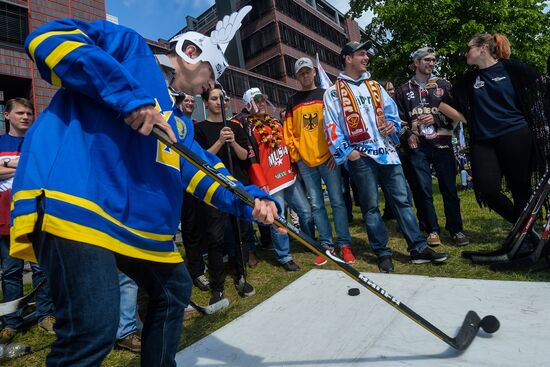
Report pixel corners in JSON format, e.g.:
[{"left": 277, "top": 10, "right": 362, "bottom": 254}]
[
  {"left": 209, "top": 290, "right": 225, "bottom": 306},
  {"left": 281, "top": 260, "right": 300, "bottom": 272},
  {"left": 451, "top": 232, "right": 469, "bottom": 246},
  {"left": 340, "top": 246, "right": 356, "bottom": 264},
  {"left": 314, "top": 255, "right": 327, "bottom": 266},
  {"left": 426, "top": 232, "right": 441, "bottom": 247},
  {"left": 38, "top": 315, "right": 56, "bottom": 335},
  {"left": 234, "top": 276, "right": 255, "bottom": 297},
  {"left": 184, "top": 304, "right": 197, "bottom": 317},
  {"left": 410, "top": 247, "right": 449, "bottom": 264},
  {"left": 116, "top": 332, "right": 141, "bottom": 353},
  {"left": 193, "top": 275, "right": 210, "bottom": 291},
  {"left": 377, "top": 255, "right": 394, "bottom": 273},
  {"left": 314, "top": 247, "right": 335, "bottom": 266},
  {"left": 0, "top": 327, "right": 19, "bottom": 344}
]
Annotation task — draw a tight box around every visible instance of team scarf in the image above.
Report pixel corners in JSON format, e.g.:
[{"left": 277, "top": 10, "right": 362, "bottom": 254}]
[
  {"left": 336, "top": 78, "right": 390, "bottom": 144},
  {"left": 336, "top": 78, "right": 371, "bottom": 143}
]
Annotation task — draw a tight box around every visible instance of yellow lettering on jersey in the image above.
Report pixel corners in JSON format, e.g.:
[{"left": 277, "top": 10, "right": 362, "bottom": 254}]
[{"left": 154, "top": 98, "right": 180, "bottom": 170}]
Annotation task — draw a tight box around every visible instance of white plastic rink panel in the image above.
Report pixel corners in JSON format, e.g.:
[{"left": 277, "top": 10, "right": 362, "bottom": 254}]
[{"left": 176, "top": 269, "right": 550, "bottom": 367}]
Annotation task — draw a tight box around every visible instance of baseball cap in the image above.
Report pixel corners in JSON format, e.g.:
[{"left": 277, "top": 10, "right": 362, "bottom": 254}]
[
  {"left": 169, "top": 6, "right": 251, "bottom": 80},
  {"left": 412, "top": 47, "right": 436, "bottom": 60},
  {"left": 243, "top": 88, "right": 265, "bottom": 106},
  {"left": 340, "top": 40, "right": 372, "bottom": 63},
  {"left": 294, "top": 57, "right": 314, "bottom": 74}
]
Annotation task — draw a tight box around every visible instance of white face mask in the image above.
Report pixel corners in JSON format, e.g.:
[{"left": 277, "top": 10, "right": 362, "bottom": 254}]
[{"left": 169, "top": 5, "right": 252, "bottom": 81}]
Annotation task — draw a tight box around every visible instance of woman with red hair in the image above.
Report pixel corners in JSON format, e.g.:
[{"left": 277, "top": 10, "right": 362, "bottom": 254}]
[{"left": 441, "top": 33, "right": 549, "bottom": 225}]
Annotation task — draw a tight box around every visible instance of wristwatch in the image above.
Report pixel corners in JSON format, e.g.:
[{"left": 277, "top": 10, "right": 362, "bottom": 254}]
[{"left": 2, "top": 158, "right": 10, "bottom": 167}]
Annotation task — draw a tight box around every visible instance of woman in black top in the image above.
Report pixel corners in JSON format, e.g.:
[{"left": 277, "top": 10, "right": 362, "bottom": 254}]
[{"left": 440, "top": 33, "right": 549, "bottom": 224}]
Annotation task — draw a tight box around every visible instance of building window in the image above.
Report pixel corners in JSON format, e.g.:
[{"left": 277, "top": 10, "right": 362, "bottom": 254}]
[
  {"left": 279, "top": 23, "right": 341, "bottom": 70},
  {"left": 275, "top": 0, "right": 347, "bottom": 46},
  {"left": 242, "top": 22, "right": 278, "bottom": 60},
  {"left": 251, "top": 56, "right": 285, "bottom": 81},
  {"left": 243, "top": 0, "right": 272, "bottom": 19},
  {"left": 219, "top": 69, "right": 295, "bottom": 107},
  {"left": 0, "top": 2, "right": 28, "bottom": 46}
]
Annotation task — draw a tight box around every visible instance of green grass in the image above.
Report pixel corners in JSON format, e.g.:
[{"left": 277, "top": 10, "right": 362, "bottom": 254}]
[{"left": 4, "top": 186, "right": 550, "bottom": 366}]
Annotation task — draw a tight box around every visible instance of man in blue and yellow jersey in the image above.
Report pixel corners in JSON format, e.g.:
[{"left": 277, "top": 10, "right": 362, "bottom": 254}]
[{"left": 10, "top": 6, "right": 279, "bottom": 366}]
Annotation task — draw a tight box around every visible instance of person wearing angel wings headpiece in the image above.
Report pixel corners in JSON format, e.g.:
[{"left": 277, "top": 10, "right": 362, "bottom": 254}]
[{"left": 10, "top": 6, "right": 279, "bottom": 366}]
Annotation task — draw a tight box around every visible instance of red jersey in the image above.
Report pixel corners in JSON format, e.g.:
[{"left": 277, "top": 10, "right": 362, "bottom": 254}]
[{"left": 241, "top": 114, "right": 296, "bottom": 194}]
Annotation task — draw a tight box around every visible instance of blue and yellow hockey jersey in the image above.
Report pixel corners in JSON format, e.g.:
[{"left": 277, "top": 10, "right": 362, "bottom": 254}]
[{"left": 11, "top": 18, "right": 269, "bottom": 263}]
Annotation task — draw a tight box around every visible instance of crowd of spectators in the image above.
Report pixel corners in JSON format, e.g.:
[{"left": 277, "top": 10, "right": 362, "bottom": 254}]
[{"left": 0, "top": 23, "right": 548, "bottom": 365}]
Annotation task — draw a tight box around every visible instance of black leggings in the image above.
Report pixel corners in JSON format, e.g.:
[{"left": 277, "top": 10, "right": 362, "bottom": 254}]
[{"left": 470, "top": 126, "right": 533, "bottom": 224}]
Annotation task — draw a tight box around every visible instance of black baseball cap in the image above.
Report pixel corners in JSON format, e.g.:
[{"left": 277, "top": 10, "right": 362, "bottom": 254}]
[{"left": 340, "top": 40, "right": 372, "bottom": 64}]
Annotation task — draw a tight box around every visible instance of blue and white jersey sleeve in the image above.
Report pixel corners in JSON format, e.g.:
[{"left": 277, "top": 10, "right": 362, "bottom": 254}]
[
  {"left": 323, "top": 87, "right": 354, "bottom": 165},
  {"left": 25, "top": 18, "right": 155, "bottom": 117}
]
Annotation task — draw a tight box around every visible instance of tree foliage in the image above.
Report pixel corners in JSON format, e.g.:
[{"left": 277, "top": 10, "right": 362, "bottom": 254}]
[{"left": 348, "top": 0, "right": 550, "bottom": 84}]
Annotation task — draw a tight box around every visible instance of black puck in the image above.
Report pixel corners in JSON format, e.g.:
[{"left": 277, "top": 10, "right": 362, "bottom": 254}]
[{"left": 348, "top": 288, "right": 360, "bottom": 296}]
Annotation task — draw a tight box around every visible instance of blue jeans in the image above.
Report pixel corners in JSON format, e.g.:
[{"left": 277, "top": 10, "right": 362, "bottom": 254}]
[
  {"left": 0, "top": 235, "right": 54, "bottom": 329},
  {"left": 409, "top": 145, "right": 463, "bottom": 235},
  {"left": 348, "top": 156, "right": 427, "bottom": 257},
  {"left": 271, "top": 181, "right": 314, "bottom": 264},
  {"left": 117, "top": 272, "right": 138, "bottom": 340},
  {"left": 298, "top": 160, "right": 351, "bottom": 248},
  {"left": 32, "top": 231, "right": 191, "bottom": 367}
]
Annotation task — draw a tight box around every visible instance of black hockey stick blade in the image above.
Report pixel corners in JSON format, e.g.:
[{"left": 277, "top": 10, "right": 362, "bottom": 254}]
[
  {"left": 0, "top": 280, "right": 45, "bottom": 316},
  {"left": 153, "top": 127, "right": 498, "bottom": 351},
  {"left": 189, "top": 299, "right": 229, "bottom": 315},
  {"left": 449, "top": 311, "right": 481, "bottom": 350},
  {"left": 490, "top": 240, "right": 550, "bottom": 271},
  {"left": 462, "top": 247, "right": 512, "bottom": 259},
  {"left": 450, "top": 311, "right": 500, "bottom": 350},
  {"left": 463, "top": 170, "right": 550, "bottom": 260}
]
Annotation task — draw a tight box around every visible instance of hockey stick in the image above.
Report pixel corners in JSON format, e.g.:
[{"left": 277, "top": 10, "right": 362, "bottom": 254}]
[
  {"left": 0, "top": 280, "right": 45, "bottom": 317},
  {"left": 153, "top": 126, "right": 499, "bottom": 350},
  {"left": 189, "top": 299, "right": 229, "bottom": 315},
  {"left": 219, "top": 88, "right": 249, "bottom": 295},
  {"left": 462, "top": 170, "right": 550, "bottom": 261},
  {"left": 490, "top": 214, "right": 550, "bottom": 271}
]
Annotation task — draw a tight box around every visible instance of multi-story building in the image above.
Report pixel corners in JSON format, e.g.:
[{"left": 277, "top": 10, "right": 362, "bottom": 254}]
[
  {"left": 0, "top": 0, "right": 366, "bottom": 131},
  {"left": 0, "top": 0, "right": 106, "bottom": 132},
  {"left": 175, "top": 0, "right": 365, "bottom": 118}
]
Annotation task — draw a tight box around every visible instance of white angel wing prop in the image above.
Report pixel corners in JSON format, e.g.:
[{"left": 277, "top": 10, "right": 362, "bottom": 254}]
[{"left": 210, "top": 5, "right": 252, "bottom": 52}]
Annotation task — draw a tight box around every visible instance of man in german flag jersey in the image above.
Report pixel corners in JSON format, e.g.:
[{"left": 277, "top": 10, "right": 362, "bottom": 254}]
[
  {"left": 323, "top": 41, "right": 449, "bottom": 273},
  {"left": 284, "top": 57, "right": 356, "bottom": 266},
  {"left": 11, "top": 7, "right": 279, "bottom": 366}
]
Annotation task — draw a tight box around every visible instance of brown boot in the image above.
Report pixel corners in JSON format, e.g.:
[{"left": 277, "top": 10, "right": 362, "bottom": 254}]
[
  {"left": 38, "top": 315, "right": 56, "bottom": 335},
  {"left": 0, "top": 327, "right": 19, "bottom": 344},
  {"left": 115, "top": 332, "right": 141, "bottom": 353}
]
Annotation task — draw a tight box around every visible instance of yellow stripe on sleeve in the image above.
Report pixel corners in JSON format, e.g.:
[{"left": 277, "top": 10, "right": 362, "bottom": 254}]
[
  {"left": 28, "top": 29, "right": 89, "bottom": 61},
  {"left": 203, "top": 182, "right": 220, "bottom": 204},
  {"left": 187, "top": 171, "right": 207, "bottom": 195},
  {"left": 44, "top": 41, "right": 86, "bottom": 84}
]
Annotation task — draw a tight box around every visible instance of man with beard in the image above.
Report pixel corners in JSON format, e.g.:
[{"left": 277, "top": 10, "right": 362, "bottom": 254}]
[{"left": 395, "top": 47, "right": 468, "bottom": 247}]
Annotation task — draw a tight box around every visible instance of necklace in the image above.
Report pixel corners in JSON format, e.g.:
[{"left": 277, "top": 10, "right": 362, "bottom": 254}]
[{"left": 249, "top": 115, "right": 282, "bottom": 148}]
